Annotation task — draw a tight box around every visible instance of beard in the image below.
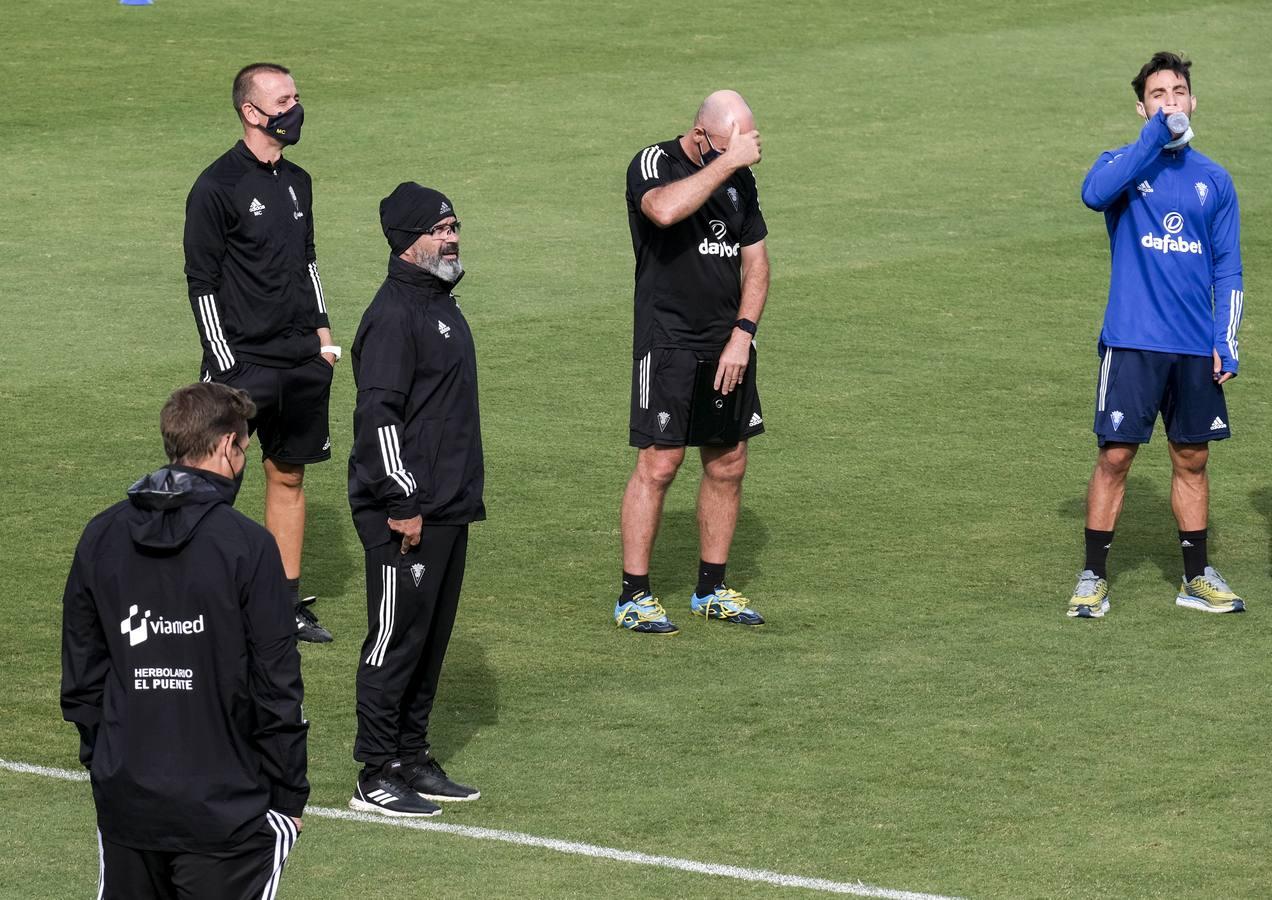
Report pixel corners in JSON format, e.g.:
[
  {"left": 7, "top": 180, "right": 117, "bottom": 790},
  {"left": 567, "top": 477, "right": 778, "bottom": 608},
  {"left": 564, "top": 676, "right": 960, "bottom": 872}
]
[{"left": 413, "top": 242, "right": 463, "bottom": 283}]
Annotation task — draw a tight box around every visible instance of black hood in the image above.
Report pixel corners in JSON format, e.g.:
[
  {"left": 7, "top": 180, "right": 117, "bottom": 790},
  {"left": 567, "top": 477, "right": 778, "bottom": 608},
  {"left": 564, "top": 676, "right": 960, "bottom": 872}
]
[{"left": 125, "top": 465, "right": 239, "bottom": 552}]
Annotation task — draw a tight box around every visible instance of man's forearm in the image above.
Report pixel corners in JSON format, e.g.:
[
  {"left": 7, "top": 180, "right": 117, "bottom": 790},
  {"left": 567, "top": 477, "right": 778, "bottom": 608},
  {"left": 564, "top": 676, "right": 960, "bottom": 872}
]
[
  {"left": 642, "top": 164, "right": 739, "bottom": 227},
  {"left": 737, "top": 246, "right": 770, "bottom": 325}
]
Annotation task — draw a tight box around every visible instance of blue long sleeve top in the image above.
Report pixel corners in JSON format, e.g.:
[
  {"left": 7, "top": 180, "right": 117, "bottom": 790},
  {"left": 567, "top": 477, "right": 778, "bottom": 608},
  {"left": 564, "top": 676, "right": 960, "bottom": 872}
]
[{"left": 1081, "top": 110, "right": 1244, "bottom": 373}]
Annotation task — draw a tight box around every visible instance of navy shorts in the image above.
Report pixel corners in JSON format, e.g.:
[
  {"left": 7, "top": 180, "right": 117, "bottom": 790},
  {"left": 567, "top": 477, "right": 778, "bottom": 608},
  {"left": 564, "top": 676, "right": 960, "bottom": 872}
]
[
  {"left": 1093, "top": 344, "right": 1230, "bottom": 446},
  {"left": 205, "top": 357, "right": 334, "bottom": 464}
]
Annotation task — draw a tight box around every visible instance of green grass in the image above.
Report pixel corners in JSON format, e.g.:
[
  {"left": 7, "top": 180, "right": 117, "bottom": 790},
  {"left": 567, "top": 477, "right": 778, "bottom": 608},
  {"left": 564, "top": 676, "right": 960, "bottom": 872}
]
[{"left": 2, "top": 1, "right": 1271, "bottom": 897}]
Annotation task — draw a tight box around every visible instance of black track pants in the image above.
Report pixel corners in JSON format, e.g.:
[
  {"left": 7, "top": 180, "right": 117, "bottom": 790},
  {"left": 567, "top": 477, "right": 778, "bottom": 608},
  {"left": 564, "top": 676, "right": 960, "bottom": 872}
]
[{"left": 354, "top": 525, "right": 468, "bottom": 770}]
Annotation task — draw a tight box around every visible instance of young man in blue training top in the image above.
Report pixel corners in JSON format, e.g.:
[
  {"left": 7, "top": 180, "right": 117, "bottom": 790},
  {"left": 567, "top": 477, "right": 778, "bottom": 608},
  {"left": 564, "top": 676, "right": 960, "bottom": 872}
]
[{"left": 1069, "top": 51, "right": 1246, "bottom": 619}]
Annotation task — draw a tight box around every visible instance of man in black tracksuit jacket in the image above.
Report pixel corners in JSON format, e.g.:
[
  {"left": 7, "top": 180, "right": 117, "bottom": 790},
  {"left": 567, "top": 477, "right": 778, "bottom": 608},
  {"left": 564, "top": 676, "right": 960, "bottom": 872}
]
[
  {"left": 347, "top": 183, "right": 484, "bottom": 817},
  {"left": 62, "top": 383, "right": 308, "bottom": 899},
  {"left": 184, "top": 62, "right": 338, "bottom": 643}
]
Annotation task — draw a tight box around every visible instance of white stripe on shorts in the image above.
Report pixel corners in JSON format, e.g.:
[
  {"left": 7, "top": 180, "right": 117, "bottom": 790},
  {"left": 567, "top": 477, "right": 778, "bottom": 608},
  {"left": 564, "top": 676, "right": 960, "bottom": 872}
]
[
  {"left": 638, "top": 352, "right": 651, "bottom": 410},
  {"left": 1097, "top": 346, "right": 1112, "bottom": 412}
]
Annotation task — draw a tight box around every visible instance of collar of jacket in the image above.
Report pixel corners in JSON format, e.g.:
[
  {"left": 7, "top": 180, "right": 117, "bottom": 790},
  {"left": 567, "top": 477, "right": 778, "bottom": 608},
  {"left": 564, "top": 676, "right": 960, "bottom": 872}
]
[
  {"left": 233, "top": 139, "right": 284, "bottom": 171},
  {"left": 386, "top": 254, "right": 464, "bottom": 296}
]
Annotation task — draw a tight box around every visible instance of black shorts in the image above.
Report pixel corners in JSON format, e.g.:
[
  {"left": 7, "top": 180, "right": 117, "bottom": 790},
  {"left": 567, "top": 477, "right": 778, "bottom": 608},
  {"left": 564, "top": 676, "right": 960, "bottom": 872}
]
[
  {"left": 1092, "top": 344, "right": 1231, "bottom": 446},
  {"left": 630, "top": 345, "right": 764, "bottom": 448},
  {"left": 206, "top": 358, "right": 334, "bottom": 464},
  {"left": 98, "top": 811, "right": 299, "bottom": 900}
]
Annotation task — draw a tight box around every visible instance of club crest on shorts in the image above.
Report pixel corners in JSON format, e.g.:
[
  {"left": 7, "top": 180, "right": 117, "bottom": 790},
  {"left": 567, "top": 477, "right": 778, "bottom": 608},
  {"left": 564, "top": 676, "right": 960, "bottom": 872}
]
[
  {"left": 657, "top": 411, "right": 670, "bottom": 432},
  {"left": 1110, "top": 410, "right": 1124, "bottom": 431},
  {"left": 410, "top": 563, "right": 426, "bottom": 587}
]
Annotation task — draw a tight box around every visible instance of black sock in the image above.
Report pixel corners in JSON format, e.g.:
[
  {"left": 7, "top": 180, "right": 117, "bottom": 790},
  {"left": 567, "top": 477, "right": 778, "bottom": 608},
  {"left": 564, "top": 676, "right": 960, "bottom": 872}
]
[
  {"left": 285, "top": 577, "right": 300, "bottom": 606},
  {"left": 1084, "top": 529, "right": 1114, "bottom": 578},
  {"left": 696, "top": 560, "right": 727, "bottom": 597},
  {"left": 620, "top": 572, "right": 650, "bottom": 601},
  {"left": 1179, "top": 530, "right": 1208, "bottom": 580}
]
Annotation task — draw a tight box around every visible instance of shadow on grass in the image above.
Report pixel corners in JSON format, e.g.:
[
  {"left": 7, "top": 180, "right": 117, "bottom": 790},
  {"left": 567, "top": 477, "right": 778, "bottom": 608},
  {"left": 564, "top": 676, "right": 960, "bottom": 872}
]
[
  {"left": 302, "top": 498, "right": 358, "bottom": 600},
  {"left": 432, "top": 634, "right": 499, "bottom": 762},
  {"left": 649, "top": 504, "right": 770, "bottom": 594},
  {"left": 1057, "top": 472, "right": 1181, "bottom": 587},
  {"left": 1250, "top": 487, "right": 1272, "bottom": 578}
]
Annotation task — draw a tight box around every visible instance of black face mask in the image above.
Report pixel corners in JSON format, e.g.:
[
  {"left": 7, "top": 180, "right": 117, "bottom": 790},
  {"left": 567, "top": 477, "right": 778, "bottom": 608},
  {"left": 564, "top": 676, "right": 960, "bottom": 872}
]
[
  {"left": 252, "top": 102, "right": 304, "bottom": 145},
  {"left": 698, "top": 132, "right": 723, "bottom": 166},
  {"left": 223, "top": 444, "right": 247, "bottom": 502}
]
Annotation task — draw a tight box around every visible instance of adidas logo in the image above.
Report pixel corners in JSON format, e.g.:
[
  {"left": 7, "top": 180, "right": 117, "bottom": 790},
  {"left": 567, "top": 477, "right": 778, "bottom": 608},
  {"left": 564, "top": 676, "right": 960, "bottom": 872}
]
[
  {"left": 1210, "top": 417, "right": 1227, "bottom": 430},
  {"left": 249, "top": 198, "right": 266, "bottom": 216},
  {"left": 439, "top": 201, "right": 451, "bottom": 214},
  {"left": 749, "top": 412, "right": 763, "bottom": 427},
  {"left": 1136, "top": 181, "right": 1153, "bottom": 195},
  {"left": 366, "top": 788, "right": 396, "bottom": 806},
  {"left": 437, "top": 320, "right": 451, "bottom": 339}
]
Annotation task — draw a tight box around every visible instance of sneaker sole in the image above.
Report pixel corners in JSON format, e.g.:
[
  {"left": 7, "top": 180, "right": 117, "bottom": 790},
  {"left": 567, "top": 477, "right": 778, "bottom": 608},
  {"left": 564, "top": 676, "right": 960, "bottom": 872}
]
[
  {"left": 417, "top": 790, "right": 481, "bottom": 802},
  {"left": 616, "top": 621, "right": 680, "bottom": 634},
  {"left": 691, "top": 610, "right": 765, "bottom": 626},
  {"left": 349, "top": 797, "right": 441, "bottom": 817},
  {"left": 1067, "top": 599, "right": 1109, "bottom": 618},
  {"left": 1175, "top": 595, "right": 1245, "bottom": 614}
]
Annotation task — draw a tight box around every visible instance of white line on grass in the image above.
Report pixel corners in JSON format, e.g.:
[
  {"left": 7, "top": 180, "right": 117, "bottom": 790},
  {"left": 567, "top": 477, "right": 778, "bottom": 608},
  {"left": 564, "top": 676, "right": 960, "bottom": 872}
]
[{"left": 1, "top": 758, "right": 964, "bottom": 900}]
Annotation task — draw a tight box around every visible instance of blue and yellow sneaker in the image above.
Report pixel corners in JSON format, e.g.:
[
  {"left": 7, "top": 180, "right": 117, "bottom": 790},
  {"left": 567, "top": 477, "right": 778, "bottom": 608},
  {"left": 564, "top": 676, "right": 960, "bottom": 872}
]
[
  {"left": 614, "top": 591, "right": 679, "bottom": 634},
  {"left": 1067, "top": 569, "right": 1109, "bottom": 619},
  {"left": 1176, "top": 566, "right": 1246, "bottom": 613},
  {"left": 690, "top": 585, "right": 765, "bottom": 626}
]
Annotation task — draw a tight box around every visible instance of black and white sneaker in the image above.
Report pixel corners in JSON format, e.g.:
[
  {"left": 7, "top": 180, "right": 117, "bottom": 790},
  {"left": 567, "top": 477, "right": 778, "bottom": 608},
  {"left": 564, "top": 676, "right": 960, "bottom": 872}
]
[
  {"left": 405, "top": 755, "right": 480, "bottom": 802},
  {"left": 295, "top": 596, "right": 333, "bottom": 644},
  {"left": 350, "top": 765, "right": 441, "bottom": 817}
]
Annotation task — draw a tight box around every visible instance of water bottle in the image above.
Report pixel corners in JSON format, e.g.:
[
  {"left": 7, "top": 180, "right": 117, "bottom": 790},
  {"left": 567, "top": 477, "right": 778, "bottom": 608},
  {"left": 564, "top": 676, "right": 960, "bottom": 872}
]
[{"left": 1167, "top": 112, "right": 1190, "bottom": 135}]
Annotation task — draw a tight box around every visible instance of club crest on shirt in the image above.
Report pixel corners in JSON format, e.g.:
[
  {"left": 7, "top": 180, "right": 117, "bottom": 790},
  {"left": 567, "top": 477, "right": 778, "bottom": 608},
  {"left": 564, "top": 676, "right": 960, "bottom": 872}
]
[
  {"left": 1195, "top": 182, "right": 1208, "bottom": 205},
  {"left": 727, "top": 186, "right": 739, "bottom": 210}
]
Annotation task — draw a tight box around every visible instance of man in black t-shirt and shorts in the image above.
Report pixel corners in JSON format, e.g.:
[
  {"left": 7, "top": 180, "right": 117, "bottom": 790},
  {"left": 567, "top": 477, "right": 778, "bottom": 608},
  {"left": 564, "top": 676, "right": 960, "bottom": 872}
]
[
  {"left": 616, "top": 89, "right": 771, "bottom": 635},
  {"left": 185, "top": 63, "right": 338, "bottom": 643}
]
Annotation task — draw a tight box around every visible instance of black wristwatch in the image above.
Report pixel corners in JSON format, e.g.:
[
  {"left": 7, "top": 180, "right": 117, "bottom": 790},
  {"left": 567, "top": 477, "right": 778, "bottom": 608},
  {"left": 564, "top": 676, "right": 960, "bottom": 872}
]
[{"left": 734, "top": 318, "right": 757, "bottom": 336}]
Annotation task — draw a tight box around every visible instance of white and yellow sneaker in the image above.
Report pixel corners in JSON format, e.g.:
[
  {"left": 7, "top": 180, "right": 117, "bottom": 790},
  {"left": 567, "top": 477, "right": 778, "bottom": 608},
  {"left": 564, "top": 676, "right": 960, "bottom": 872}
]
[
  {"left": 1067, "top": 570, "right": 1109, "bottom": 619},
  {"left": 1176, "top": 567, "right": 1246, "bottom": 613}
]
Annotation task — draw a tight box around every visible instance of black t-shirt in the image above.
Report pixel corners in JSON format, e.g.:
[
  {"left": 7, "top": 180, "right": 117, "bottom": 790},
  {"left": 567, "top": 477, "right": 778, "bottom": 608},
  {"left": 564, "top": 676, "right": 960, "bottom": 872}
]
[{"left": 625, "top": 137, "right": 767, "bottom": 356}]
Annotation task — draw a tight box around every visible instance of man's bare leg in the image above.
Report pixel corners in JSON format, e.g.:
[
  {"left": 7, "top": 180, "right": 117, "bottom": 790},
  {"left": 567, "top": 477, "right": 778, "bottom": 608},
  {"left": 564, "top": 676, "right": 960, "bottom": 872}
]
[
  {"left": 697, "top": 441, "right": 748, "bottom": 567},
  {"left": 692, "top": 441, "right": 763, "bottom": 623},
  {"left": 617, "top": 445, "right": 685, "bottom": 631},
  {"left": 264, "top": 458, "right": 306, "bottom": 580},
  {"left": 1070, "top": 442, "right": 1138, "bottom": 618},
  {"left": 1167, "top": 441, "right": 1209, "bottom": 531},
  {"left": 621, "top": 445, "right": 685, "bottom": 577},
  {"left": 1086, "top": 442, "right": 1138, "bottom": 531}
]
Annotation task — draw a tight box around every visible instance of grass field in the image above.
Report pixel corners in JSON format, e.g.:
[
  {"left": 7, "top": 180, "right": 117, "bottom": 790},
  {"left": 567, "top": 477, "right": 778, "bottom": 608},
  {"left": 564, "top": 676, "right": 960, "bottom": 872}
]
[{"left": 2, "top": 1, "right": 1271, "bottom": 897}]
